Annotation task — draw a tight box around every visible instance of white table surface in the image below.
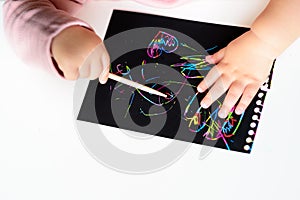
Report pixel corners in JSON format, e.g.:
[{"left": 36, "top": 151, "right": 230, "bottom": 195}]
[{"left": 1, "top": 0, "right": 300, "bottom": 199}]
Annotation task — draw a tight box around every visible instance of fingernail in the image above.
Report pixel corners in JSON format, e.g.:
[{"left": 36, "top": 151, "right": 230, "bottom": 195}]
[
  {"left": 235, "top": 107, "right": 243, "bottom": 115},
  {"left": 205, "top": 55, "right": 213, "bottom": 64},
  {"left": 201, "top": 101, "right": 209, "bottom": 109},
  {"left": 99, "top": 78, "right": 107, "bottom": 84},
  {"left": 197, "top": 86, "right": 204, "bottom": 93},
  {"left": 99, "top": 72, "right": 108, "bottom": 84},
  {"left": 218, "top": 110, "right": 227, "bottom": 118}
]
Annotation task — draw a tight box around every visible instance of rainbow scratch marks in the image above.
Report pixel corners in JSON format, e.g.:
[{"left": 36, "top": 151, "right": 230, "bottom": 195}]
[
  {"left": 110, "top": 30, "right": 245, "bottom": 151},
  {"left": 111, "top": 61, "right": 244, "bottom": 150},
  {"left": 114, "top": 63, "right": 131, "bottom": 76},
  {"left": 171, "top": 55, "right": 211, "bottom": 79},
  {"left": 183, "top": 93, "right": 244, "bottom": 150},
  {"left": 204, "top": 107, "right": 244, "bottom": 151},
  {"left": 148, "top": 31, "right": 213, "bottom": 79},
  {"left": 147, "top": 31, "right": 179, "bottom": 58}
]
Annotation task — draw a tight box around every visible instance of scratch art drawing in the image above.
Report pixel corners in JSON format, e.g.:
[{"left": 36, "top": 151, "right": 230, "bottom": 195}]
[{"left": 77, "top": 10, "right": 274, "bottom": 153}]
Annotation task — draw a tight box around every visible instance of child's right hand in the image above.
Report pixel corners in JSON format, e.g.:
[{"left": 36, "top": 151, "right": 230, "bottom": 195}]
[
  {"left": 51, "top": 25, "right": 110, "bottom": 83},
  {"left": 197, "top": 30, "right": 276, "bottom": 118}
]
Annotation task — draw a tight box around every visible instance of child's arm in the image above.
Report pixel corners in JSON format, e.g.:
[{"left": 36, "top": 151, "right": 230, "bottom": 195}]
[
  {"left": 3, "top": 0, "right": 109, "bottom": 82},
  {"left": 197, "top": 0, "right": 300, "bottom": 118}
]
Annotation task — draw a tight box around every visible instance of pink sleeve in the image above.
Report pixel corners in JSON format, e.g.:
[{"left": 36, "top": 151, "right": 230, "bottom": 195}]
[{"left": 3, "top": 0, "right": 92, "bottom": 77}]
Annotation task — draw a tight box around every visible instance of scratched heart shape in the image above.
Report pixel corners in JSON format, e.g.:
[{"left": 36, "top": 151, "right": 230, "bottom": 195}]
[{"left": 147, "top": 31, "right": 179, "bottom": 59}]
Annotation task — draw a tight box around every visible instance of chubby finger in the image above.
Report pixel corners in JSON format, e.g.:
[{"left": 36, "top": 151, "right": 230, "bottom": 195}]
[
  {"left": 200, "top": 74, "right": 232, "bottom": 109},
  {"left": 89, "top": 59, "right": 102, "bottom": 80},
  {"left": 218, "top": 81, "right": 245, "bottom": 118},
  {"left": 99, "top": 49, "right": 111, "bottom": 84},
  {"left": 197, "top": 64, "right": 223, "bottom": 93},
  {"left": 206, "top": 48, "right": 225, "bottom": 64},
  {"left": 99, "top": 64, "right": 110, "bottom": 84},
  {"left": 89, "top": 44, "right": 108, "bottom": 80},
  {"left": 235, "top": 83, "right": 261, "bottom": 115}
]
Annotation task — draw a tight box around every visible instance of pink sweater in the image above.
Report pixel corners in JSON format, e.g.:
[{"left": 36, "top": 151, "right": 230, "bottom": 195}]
[{"left": 3, "top": 0, "right": 190, "bottom": 77}]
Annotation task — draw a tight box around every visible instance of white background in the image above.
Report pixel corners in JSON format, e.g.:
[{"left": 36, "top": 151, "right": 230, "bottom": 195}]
[{"left": 1, "top": 0, "right": 300, "bottom": 199}]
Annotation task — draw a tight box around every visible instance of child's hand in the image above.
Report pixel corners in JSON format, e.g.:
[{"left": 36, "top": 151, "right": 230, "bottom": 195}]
[
  {"left": 51, "top": 26, "right": 110, "bottom": 83},
  {"left": 197, "top": 30, "right": 276, "bottom": 118}
]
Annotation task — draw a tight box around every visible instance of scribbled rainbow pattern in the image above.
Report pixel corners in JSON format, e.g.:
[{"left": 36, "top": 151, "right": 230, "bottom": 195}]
[{"left": 109, "top": 31, "right": 246, "bottom": 151}]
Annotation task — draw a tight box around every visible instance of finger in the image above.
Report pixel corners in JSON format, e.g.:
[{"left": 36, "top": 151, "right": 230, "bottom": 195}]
[
  {"left": 99, "top": 49, "right": 111, "bottom": 84},
  {"left": 197, "top": 64, "right": 223, "bottom": 93},
  {"left": 218, "top": 81, "right": 245, "bottom": 118},
  {"left": 80, "top": 42, "right": 109, "bottom": 81},
  {"left": 235, "top": 83, "right": 261, "bottom": 115},
  {"left": 99, "top": 64, "right": 110, "bottom": 84},
  {"left": 89, "top": 59, "right": 102, "bottom": 80},
  {"left": 200, "top": 73, "right": 232, "bottom": 109},
  {"left": 206, "top": 48, "right": 225, "bottom": 64}
]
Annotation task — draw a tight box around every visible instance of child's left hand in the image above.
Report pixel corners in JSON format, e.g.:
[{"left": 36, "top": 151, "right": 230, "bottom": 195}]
[
  {"left": 197, "top": 30, "right": 276, "bottom": 118},
  {"left": 51, "top": 25, "right": 110, "bottom": 83}
]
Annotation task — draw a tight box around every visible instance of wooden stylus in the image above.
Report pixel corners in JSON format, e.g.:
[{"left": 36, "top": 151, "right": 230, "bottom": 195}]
[{"left": 108, "top": 73, "right": 167, "bottom": 98}]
